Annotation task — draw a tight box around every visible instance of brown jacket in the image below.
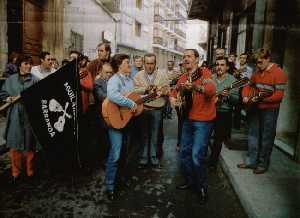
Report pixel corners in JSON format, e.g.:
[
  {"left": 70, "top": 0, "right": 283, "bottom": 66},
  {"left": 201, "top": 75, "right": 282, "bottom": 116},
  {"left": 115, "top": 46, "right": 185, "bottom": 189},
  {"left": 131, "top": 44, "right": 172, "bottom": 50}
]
[
  {"left": 87, "top": 58, "right": 103, "bottom": 80},
  {"left": 133, "top": 69, "right": 169, "bottom": 108}
]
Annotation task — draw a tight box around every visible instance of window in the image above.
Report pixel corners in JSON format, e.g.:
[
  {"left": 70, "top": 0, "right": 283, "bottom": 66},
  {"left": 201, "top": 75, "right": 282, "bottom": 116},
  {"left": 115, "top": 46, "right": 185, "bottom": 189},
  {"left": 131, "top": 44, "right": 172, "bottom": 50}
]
[
  {"left": 70, "top": 30, "right": 83, "bottom": 53},
  {"left": 236, "top": 16, "right": 247, "bottom": 55},
  {"left": 135, "top": 21, "right": 141, "bottom": 37},
  {"left": 136, "top": 0, "right": 142, "bottom": 9}
]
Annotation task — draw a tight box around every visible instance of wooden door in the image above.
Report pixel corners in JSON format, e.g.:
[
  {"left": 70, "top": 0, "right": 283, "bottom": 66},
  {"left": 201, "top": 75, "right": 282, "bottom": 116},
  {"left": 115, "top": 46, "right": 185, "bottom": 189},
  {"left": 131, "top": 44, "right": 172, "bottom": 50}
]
[
  {"left": 7, "top": 0, "right": 44, "bottom": 65},
  {"left": 22, "top": 0, "right": 44, "bottom": 65}
]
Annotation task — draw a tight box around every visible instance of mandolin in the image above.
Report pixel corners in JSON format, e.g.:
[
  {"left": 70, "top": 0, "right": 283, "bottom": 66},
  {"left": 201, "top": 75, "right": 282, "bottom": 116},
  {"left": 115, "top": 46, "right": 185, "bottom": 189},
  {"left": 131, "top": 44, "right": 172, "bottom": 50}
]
[
  {"left": 215, "top": 77, "right": 250, "bottom": 105},
  {"left": 244, "top": 87, "right": 273, "bottom": 110}
]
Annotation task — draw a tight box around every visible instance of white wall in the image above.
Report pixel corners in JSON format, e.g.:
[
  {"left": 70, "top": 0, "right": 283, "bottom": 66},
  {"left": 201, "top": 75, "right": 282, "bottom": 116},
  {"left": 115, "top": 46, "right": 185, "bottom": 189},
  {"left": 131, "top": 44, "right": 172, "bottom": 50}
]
[
  {"left": 186, "top": 19, "right": 208, "bottom": 60},
  {"left": 117, "top": 0, "right": 153, "bottom": 52},
  {"left": 64, "top": 0, "right": 117, "bottom": 59}
]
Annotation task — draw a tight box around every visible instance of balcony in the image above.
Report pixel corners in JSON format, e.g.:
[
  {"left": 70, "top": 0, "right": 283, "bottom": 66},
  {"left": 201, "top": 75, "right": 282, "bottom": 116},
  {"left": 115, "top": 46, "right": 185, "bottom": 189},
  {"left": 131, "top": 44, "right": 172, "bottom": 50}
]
[
  {"left": 175, "top": 45, "right": 185, "bottom": 53},
  {"left": 175, "top": 28, "right": 186, "bottom": 38},
  {"left": 178, "top": 0, "right": 188, "bottom": 8},
  {"left": 100, "top": 0, "right": 121, "bottom": 13},
  {"left": 153, "top": 36, "right": 163, "bottom": 45},
  {"left": 154, "top": 14, "right": 163, "bottom": 22},
  {"left": 175, "top": 11, "right": 186, "bottom": 20}
]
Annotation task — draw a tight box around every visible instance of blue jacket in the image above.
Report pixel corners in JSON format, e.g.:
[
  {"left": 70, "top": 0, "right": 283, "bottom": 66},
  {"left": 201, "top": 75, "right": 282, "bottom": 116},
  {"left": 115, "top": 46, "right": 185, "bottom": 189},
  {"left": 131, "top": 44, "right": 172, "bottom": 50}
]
[{"left": 0, "top": 73, "right": 39, "bottom": 151}]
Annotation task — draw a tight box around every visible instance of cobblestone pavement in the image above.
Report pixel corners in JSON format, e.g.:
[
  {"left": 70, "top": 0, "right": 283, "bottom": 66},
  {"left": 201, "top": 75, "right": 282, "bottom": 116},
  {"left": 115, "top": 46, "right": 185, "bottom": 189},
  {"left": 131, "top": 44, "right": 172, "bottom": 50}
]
[{"left": 0, "top": 115, "right": 248, "bottom": 218}]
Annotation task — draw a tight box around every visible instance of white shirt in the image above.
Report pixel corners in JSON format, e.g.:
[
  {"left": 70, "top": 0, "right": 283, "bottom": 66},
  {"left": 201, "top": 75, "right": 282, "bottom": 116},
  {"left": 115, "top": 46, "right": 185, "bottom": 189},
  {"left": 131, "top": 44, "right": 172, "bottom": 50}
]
[{"left": 31, "top": 65, "right": 55, "bottom": 80}]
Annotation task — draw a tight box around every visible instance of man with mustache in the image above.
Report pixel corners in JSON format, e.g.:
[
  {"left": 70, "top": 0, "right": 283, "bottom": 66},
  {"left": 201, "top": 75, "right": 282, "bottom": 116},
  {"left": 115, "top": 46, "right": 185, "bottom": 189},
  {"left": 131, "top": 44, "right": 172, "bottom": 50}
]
[
  {"left": 170, "top": 49, "right": 216, "bottom": 204},
  {"left": 209, "top": 57, "right": 239, "bottom": 170}
]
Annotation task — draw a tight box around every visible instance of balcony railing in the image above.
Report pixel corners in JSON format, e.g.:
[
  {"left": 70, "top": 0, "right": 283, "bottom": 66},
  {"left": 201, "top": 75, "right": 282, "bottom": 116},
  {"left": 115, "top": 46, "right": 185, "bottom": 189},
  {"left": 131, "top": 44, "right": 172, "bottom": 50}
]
[{"left": 100, "top": 0, "right": 121, "bottom": 13}]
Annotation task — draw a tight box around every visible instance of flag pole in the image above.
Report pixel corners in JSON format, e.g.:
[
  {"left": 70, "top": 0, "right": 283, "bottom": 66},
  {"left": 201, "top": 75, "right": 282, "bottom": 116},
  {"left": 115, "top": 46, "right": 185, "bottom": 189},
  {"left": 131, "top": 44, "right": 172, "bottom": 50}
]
[{"left": 75, "top": 59, "right": 82, "bottom": 169}]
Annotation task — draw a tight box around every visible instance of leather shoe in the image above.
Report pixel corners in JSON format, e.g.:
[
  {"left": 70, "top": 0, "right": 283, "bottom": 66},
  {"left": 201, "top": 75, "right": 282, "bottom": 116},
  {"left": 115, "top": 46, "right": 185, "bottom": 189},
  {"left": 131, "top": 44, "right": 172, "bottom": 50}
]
[
  {"left": 11, "top": 176, "right": 20, "bottom": 186},
  {"left": 138, "top": 163, "right": 147, "bottom": 169},
  {"left": 199, "top": 188, "right": 208, "bottom": 205},
  {"left": 176, "top": 183, "right": 192, "bottom": 190},
  {"left": 106, "top": 191, "right": 115, "bottom": 201},
  {"left": 237, "top": 163, "right": 256, "bottom": 169},
  {"left": 151, "top": 163, "right": 162, "bottom": 169},
  {"left": 253, "top": 167, "right": 267, "bottom": 174}
]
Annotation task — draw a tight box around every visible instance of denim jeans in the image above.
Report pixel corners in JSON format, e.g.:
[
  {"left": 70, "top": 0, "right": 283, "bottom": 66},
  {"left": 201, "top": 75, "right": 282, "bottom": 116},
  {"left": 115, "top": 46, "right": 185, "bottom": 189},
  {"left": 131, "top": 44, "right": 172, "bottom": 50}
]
[
  {"left": 180, "top": 119, "right": 214, "bottom": 192},
  {"left": 246, "top": 108, "right": 279, "bottom": 168},
  {"left": 105, "top": 128, "right": 126, "bottom": 192},
  {"left": 139, "top": 109, "right": 163, "bottom": 165}
]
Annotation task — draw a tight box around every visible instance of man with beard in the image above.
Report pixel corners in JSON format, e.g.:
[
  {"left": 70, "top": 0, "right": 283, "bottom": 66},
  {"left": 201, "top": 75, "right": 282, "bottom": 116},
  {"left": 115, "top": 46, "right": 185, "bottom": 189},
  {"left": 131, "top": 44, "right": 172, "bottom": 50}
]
[{"left": 170, "top": 49, "right": 216, "bottom": 204}]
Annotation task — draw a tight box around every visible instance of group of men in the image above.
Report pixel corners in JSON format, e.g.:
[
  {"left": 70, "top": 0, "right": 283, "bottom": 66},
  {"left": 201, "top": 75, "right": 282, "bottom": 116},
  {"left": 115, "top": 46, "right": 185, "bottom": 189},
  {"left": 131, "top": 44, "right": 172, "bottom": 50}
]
[{"left": 1, "top": 42, "right": 287, "bottom": 205}]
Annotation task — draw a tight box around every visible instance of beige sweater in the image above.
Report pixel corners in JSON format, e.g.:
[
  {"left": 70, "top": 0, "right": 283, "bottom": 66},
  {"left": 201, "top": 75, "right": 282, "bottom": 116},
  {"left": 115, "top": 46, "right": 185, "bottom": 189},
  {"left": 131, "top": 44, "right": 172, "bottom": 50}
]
[{"left": 133, "top": 69, "right": 170, "bottom": 108}]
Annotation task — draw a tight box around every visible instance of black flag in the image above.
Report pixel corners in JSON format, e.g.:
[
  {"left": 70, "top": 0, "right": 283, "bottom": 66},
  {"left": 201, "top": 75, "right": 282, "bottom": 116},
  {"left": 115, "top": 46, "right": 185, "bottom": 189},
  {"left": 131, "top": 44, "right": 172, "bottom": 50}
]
[{"left": 21, "top": 60, "right": 80, "bottom": 154}]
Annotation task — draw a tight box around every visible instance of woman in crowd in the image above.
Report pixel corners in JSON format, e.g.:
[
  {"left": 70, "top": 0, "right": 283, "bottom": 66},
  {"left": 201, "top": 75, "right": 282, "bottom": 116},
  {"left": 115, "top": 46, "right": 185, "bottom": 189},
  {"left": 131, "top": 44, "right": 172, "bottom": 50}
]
[
  {"left": 0, "top": 54, "right": 39, "bottom": 184},
  {"left": 4, "top": 51, "right": 19, "bottom": 78}
]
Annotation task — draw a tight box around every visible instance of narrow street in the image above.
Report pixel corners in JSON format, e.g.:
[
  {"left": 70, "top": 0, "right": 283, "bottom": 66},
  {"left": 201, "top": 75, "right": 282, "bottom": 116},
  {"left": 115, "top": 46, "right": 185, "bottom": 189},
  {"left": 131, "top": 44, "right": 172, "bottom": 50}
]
[{"left": 0, "top": 114, "right": 247, "bottom": 218}]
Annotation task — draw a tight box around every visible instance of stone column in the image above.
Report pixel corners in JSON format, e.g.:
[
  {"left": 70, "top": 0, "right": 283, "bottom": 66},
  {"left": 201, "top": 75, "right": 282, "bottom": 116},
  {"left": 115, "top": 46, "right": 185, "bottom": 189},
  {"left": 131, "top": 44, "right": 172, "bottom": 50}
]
[
  {"left": 43, "top": 0, "right": 64, "bottom": 62},
  {"left": 252, "top": 0, "right": 266, "bottom": 50},
  {"left": 0, "top": 0, "right": 8, "bottom": 76}
]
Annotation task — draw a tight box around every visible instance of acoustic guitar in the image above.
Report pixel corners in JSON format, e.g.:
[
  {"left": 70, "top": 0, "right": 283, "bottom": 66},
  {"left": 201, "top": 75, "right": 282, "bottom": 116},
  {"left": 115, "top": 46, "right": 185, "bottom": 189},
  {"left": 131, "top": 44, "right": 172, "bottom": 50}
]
[
  {"left": 175, "top": 69, "right": 203, "bottom": 118},
  {"left": 102, "top": 91, "right": 158, "bottom": 129}
]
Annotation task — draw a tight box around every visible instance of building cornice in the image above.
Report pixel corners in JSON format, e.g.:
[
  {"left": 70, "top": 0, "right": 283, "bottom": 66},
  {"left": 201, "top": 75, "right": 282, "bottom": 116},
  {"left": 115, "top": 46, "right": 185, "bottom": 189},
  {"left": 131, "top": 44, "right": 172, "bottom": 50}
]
[
  {"left": 94, "top": 0, "right": 119, "bottom": 22},
  {"left": 152, "top": 44, "right": 183, "bottom": 55},
  {"left": 117, "top": 42, "right": 150, "bottom": 53}
]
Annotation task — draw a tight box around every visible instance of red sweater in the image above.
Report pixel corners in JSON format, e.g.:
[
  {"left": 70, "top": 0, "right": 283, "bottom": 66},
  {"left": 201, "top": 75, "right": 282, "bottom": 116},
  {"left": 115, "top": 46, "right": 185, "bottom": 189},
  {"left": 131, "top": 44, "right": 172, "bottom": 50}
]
[
  {"left": 242, "top": 64, "right": 287, "bottom": 109},
  {"left": 80, "top": 69, "right": 93, "bottom": 113},
  {"left": 171, "top": 68, "right": 216, "bottom": 121}
]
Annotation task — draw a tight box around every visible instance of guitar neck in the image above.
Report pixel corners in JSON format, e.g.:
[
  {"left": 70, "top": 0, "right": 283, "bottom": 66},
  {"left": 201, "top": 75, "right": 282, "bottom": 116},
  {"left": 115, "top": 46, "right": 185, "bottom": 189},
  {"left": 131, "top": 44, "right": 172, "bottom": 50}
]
[
  {"left": 216, "top": 79, "right": 249, "bottom": 96},
  {"left": 137, "top": 92, "right": 157, "bottom": 104}
]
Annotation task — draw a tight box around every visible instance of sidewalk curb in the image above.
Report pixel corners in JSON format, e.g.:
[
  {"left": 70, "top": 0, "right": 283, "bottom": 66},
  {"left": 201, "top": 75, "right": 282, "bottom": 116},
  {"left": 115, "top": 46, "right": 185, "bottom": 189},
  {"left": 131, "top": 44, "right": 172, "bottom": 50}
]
[{"left": 220, "top": 153, "right": 256, "bottom": 218}]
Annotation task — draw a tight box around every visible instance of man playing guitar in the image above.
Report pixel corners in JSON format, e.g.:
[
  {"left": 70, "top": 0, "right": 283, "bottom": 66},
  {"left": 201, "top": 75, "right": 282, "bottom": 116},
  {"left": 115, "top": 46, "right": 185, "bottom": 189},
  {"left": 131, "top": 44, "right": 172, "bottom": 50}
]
[
  {"left": 237, "top": 48, "right": 288, "bottom": 174},
  {"left": 105, "top": 54, "right": 137, "bottom": 200},
  {"left": 133, "top": 53, "right": 169, "bottom": 169},
  {"left": 209, "top": 57, "right": 239, "bottom": 170},
  {"left": 170, "top": 49, "right": 216, "bottom": 204}
]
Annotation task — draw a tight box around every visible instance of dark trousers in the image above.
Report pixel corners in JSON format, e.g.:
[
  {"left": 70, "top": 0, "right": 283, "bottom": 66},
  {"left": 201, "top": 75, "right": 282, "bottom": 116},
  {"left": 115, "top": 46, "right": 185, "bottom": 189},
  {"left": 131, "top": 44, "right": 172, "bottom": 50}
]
[
  {"left": 246, "top": 108, "right": 279, "bottom": 168},
  {"left": 210, "top": 111, "right": 232, "bottom": 165},
  {"left": 175, "top": 107, "right": 184, "bottom": 147}
]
